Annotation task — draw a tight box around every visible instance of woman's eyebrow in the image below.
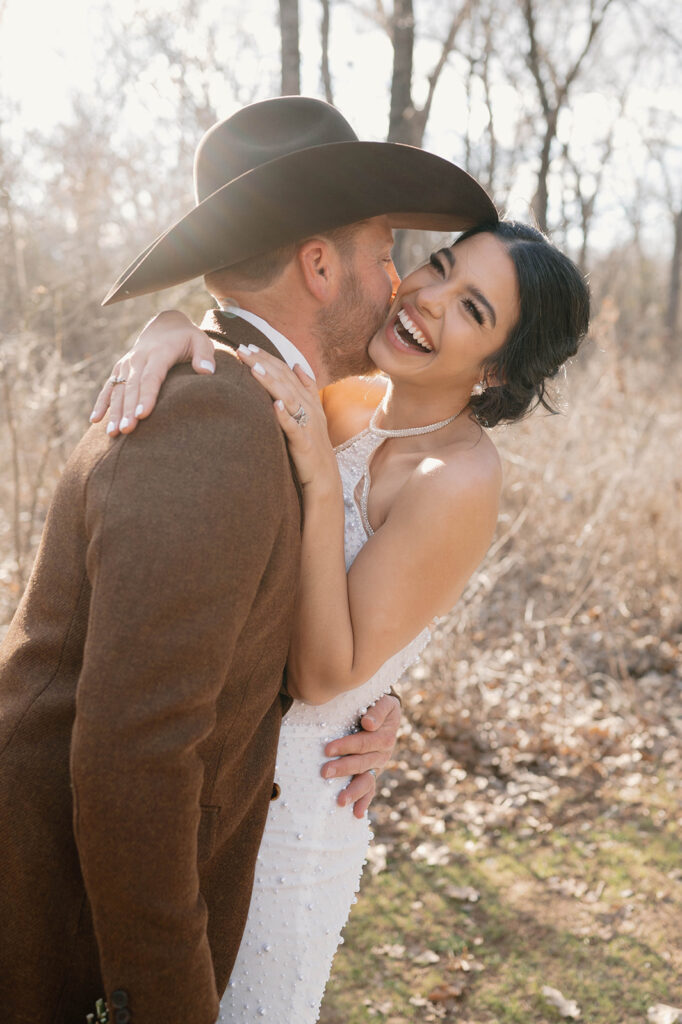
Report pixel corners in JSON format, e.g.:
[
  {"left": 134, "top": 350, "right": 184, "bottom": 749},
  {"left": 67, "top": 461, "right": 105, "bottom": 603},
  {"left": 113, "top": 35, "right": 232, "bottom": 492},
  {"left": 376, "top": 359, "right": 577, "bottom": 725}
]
[{"left": 443, "top": 249, "right": 497, "bottom": 327}]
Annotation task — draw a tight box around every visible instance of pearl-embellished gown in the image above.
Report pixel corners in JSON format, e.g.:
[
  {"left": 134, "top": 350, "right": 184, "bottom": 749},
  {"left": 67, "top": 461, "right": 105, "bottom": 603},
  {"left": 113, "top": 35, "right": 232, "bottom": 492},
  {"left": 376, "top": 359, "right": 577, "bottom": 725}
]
[{"left": 218, "top": 425, "right": 431, "bottom": 1023}]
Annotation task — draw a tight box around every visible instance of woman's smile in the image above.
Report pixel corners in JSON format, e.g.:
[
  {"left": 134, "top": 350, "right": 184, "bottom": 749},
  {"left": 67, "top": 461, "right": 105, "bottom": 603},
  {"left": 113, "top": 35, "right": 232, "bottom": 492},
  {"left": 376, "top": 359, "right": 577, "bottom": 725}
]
[{"left": 385, "top": 303, "right": 435, "bottom": 356}]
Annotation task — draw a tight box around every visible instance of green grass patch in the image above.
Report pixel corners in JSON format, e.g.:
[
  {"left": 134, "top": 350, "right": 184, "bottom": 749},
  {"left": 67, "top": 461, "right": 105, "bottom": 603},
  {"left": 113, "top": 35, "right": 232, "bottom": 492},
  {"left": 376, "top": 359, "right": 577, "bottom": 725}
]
[{"left": 319, "top": 786, "right": 682, "bottom": 1023}]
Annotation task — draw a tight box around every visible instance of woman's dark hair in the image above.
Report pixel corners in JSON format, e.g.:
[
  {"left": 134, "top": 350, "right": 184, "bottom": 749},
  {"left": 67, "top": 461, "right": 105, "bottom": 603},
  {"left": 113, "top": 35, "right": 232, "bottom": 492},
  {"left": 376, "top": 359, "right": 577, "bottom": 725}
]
[{"left": 455, "top": 220, "right": 590, "bottom": 428}]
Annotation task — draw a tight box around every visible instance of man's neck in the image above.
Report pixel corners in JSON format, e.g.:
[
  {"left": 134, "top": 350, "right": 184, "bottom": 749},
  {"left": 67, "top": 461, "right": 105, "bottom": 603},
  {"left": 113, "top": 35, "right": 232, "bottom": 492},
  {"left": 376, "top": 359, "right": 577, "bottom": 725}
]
[{"left": 214, "top": 292, "right": 329, "bottom": 386}]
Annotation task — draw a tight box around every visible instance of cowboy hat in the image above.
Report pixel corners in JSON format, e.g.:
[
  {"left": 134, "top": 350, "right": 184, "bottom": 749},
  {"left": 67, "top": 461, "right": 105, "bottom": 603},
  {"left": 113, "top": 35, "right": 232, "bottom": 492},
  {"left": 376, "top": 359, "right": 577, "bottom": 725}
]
[{"left": 102, "top": 96, "right": 497, "bottom": 306}]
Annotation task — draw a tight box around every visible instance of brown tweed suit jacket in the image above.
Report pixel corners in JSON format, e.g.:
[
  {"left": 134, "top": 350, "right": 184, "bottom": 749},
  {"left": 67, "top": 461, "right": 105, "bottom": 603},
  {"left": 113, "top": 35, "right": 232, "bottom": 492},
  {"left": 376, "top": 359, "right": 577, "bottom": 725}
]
[{"left": 0, "top": 312, "right": 302, "bottom": 1024}]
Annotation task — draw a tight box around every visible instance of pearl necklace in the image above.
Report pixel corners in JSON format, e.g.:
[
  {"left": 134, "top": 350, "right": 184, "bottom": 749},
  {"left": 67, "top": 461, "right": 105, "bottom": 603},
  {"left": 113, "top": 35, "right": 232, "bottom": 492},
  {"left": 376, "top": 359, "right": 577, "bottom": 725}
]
[
  {"left": 368, "top": 403, "right": 463, "bottom": 437},
  {"left": 359, "top": 402, "right": 466, "bottom": 536}
]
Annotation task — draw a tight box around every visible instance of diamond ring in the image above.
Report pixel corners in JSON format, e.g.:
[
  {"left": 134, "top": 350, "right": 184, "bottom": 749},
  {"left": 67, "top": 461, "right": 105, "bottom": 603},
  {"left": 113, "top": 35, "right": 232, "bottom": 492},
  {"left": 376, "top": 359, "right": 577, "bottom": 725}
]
[
  {"left": 292, "top": 405, "right": 308, "bottom": 427},
  {"left": 109, "top": 376, "right": 127, "bottom": 386}
]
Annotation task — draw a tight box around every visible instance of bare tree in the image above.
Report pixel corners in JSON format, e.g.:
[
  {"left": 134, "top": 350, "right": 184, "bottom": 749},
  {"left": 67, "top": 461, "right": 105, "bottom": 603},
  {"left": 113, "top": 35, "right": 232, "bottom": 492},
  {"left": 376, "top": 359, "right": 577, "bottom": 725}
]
[
  {"left": 320, "top": 0, "right": 334, "bottom": 102},
  {"left": 280, "top": 0, "right": 301, "bottom": 94},
  {"left": 387, "top": 0, "right": 470, "bottom": 148},
  {"left": 522, "top": 0, "right": 617, "bottom": 232},
  {"left": 667, "top": 208, "right": 682, "bottom": 338}
]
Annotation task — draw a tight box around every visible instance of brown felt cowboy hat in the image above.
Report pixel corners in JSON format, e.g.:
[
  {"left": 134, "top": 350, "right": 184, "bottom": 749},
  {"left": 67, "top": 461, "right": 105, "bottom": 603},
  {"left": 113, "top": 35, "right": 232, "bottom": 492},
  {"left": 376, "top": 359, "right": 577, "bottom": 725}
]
[{"left": 102, "top": 96, "right": 498, "bottom": 306}]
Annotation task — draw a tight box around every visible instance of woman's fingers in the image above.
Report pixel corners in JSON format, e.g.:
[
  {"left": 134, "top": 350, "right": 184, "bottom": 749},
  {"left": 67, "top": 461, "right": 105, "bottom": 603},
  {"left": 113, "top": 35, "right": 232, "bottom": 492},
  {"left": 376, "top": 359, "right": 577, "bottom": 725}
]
[
  {"left": 90, "top": 361, "right": 124, "bottom": 424},
  {"left": 237, "top": 345, "right": 312, "bottom": 412},
  {"left": 93, "top": 311, "right": 216, "bottom": 434},
  {"left": 189, "top": 327, "right": 217, "bottom": 375}
]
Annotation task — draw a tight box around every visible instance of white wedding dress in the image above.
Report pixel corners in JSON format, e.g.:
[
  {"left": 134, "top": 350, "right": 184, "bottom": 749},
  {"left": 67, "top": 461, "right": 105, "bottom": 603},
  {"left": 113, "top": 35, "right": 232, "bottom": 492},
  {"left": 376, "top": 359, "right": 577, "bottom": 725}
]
[{"left": 218, "top": 424, "right": 431, "bottom": 1023}]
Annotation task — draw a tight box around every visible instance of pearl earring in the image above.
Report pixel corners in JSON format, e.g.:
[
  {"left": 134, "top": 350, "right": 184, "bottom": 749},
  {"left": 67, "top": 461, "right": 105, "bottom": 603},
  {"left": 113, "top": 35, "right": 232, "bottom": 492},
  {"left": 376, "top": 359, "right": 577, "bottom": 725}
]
[{"left": 471, "top": 381, "right": 487, "bottom": 396}]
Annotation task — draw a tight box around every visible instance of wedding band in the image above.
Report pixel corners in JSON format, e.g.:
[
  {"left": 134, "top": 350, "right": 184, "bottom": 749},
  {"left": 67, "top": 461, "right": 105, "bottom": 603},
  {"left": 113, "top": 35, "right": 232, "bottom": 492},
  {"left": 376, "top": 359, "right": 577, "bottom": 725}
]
[
  {"left": 109, "top": 376, "right": 127, "bottom": 386},
  {"left": 292, "top": 405, "right": 308, "bottom": 427}
]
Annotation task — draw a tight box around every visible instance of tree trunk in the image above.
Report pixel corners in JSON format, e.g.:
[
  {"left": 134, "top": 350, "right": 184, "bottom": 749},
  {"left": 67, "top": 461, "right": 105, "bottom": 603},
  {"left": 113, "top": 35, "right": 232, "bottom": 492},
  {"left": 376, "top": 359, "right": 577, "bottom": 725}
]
[
  {"left": 320, "top": 0, "right": 333, "bottom": 103},
  {"left": 665, "top": 208, "right": 682, "bottom": 338},
  {"left": 388, "top": 0, "right": 415, "bottom": 144},
  {"left": 279, "top": 0, "right": 301, "bottom": 95},
  {"left": 531, "top": 113, "right": 557, "bottom": 233}
]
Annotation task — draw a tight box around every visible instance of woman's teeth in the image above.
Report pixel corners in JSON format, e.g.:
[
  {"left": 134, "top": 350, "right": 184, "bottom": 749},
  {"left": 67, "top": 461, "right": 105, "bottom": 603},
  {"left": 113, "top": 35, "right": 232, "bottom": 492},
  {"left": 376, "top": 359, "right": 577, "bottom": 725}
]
[{"left": 396, "top": 309, "right": 433, "bottom": 352}]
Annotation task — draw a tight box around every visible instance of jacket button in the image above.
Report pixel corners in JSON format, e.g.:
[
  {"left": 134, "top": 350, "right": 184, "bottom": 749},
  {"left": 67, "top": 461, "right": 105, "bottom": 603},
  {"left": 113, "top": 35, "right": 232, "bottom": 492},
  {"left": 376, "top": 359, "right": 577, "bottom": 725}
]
[
  {"left": 115, "top": 1011, "right": 131, "bottom": 1024},
  {"left": 111, "top": 990, "right": 128, "bottom": 1009},
  {"left": 271, "top": 783, "right": 281, "bottom": 800}
]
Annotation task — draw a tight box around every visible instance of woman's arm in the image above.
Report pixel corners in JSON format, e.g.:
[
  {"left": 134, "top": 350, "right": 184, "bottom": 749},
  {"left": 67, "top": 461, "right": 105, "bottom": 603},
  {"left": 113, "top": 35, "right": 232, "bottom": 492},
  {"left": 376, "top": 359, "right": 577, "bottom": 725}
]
[
  {"left": 92, "top": 309, "right": 385, "bottom": 444},
  {"left": 91, "top": 310, "right": 215, "bottom": 435},
  {"left": 237, "top": 347, "right": 501, "bottom": 705}
]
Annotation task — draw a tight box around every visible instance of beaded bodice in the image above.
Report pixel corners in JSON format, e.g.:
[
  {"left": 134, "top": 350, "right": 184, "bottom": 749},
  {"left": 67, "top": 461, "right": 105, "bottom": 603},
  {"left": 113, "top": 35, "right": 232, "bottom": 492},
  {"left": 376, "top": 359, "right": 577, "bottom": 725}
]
[{"left": 283, "top": 426, "right": 431, "bottom": 731}]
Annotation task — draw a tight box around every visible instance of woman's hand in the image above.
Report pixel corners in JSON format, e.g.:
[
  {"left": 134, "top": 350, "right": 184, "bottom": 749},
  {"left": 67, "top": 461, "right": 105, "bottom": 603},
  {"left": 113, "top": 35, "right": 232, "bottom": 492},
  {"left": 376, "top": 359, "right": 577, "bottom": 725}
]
[
  {"left": 90, "top": 310, "right": 216, "bottom": 436},
  {"left": 237, "top": 345, "right": 339, "bottom": 493}
]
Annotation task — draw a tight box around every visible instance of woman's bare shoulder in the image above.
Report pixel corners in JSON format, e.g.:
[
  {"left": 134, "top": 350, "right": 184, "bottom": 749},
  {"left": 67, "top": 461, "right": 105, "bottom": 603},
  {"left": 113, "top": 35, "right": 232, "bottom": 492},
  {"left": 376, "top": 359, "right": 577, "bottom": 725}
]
[
  {"left": 320, "top": 374, "right": 388, "bottom": 446},
  {"left": 408, "top": 428, "right": 502, "bottom": 522}
]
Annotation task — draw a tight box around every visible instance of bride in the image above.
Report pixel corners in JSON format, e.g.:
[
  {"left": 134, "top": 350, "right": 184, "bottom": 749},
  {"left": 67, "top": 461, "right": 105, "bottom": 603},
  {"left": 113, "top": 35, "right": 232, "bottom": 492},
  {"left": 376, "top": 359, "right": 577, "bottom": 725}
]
[{"left": 95, "top": 220, "right": 589, "bottom": 1022}]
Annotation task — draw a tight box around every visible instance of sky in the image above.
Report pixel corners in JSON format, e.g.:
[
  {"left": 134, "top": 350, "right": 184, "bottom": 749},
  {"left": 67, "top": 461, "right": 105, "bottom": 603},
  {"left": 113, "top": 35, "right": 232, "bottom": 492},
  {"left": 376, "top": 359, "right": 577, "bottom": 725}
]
[{"left": 1, "top": 0, "right": 679, "bottom": 255}]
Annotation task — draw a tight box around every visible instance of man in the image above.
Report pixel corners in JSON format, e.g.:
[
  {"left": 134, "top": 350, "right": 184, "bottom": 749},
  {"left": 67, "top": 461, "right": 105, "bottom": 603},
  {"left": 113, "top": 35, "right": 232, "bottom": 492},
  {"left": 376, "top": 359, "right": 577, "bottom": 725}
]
[{"left": 0, "top": 97, "right": 496, "bottom": 1024}]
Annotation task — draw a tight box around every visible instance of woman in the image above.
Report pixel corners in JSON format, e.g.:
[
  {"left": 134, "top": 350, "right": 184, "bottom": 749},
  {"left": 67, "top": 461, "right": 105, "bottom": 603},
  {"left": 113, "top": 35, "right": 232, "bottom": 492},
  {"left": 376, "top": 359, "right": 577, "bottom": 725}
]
[{"left": 94, "top": 221, "right": 589, "bottom": 1022}]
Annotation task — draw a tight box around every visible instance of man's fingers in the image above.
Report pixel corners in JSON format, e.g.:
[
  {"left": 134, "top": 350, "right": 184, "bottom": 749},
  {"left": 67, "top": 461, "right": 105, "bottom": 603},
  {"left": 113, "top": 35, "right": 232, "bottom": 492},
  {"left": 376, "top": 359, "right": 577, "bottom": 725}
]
[
  {"left": 324, "top": 725, "right": 394, "bottom": 759},
  {"left": 337, "top": 770, "right": 376, "bottom": 817},
  {"left": 360, "top": 693, "right": 401, "bottom": 731},
  {"left": 351, "top": 789, "right": 375, "bottom": 819},
  {"left": 322, "top": 752, "right": 388, "bottom": 779}
]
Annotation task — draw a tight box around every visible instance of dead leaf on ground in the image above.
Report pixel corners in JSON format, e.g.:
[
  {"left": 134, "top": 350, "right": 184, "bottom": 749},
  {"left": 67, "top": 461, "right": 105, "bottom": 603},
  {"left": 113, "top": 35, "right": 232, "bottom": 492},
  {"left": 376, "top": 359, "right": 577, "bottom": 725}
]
[
  {"left": 427, "top": 979, "right": 467, "bottom": 1001},
  {"left": 648, "top": 1005, "right": 682, "bottom": 1024},
  {"left": 413, "top": 949, "right": 441, "bottom": 965},
  {"left": 371, "top": 943, "right": 406, "bottom": 959},
  {"left": 445, "top": 884, "right": 480, "bottom": 902},
  {"left": 542, "top": 985, "right": 582, "bottom": 1019}
]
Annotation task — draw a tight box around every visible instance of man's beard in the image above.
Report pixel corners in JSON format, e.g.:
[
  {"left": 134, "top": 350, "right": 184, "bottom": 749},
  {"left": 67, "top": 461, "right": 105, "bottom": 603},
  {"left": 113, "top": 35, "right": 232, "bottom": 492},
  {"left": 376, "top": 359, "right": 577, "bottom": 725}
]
[{"left": 313, "top": 268, "right": 388, "bottom": 383}]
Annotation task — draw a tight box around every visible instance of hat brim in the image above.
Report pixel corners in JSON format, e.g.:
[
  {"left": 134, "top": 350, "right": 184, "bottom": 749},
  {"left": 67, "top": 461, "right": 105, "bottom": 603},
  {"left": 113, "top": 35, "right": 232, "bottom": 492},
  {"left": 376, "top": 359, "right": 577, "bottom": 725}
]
[{"left": 102, "top": 141, "right": 497, "bottom": 305}]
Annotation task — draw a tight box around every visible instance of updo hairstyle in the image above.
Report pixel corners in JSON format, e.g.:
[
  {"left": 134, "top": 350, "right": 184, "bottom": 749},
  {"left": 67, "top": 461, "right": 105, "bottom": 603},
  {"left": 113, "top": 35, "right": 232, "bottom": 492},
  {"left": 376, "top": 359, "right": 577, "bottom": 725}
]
[{"left": 458, "top": 221, "right": 590, "bottom": 428}]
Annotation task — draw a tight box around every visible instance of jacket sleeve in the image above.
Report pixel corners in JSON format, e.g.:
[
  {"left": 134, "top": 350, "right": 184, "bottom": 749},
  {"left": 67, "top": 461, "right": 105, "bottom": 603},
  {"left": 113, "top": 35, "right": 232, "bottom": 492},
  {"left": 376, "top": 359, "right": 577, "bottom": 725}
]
[{"left": 70, "top": 371, "right": 290, "bottom": 1024}]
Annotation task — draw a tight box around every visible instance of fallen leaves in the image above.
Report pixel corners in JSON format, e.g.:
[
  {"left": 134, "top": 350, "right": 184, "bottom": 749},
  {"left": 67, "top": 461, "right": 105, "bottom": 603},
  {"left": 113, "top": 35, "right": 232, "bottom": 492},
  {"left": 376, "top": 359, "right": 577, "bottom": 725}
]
[
  {"left": 648, "top": 1006, "right": 682, "bottom": 1024},
  {"left": 541, "top": 985, "right": 582, "bottom": 1018}
]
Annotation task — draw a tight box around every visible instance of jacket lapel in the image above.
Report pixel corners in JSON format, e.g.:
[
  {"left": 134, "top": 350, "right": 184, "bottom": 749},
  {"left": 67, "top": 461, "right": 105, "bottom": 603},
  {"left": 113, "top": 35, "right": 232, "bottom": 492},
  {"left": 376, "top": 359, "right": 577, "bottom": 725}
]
[{"left": 200, "top": 309, "right": 286, "bottom": 363}]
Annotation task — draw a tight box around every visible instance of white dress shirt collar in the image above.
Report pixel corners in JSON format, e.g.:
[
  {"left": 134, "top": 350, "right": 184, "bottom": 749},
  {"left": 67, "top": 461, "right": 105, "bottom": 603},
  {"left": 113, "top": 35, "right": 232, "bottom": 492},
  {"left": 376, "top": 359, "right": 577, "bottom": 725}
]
[{"left": 217, "top": 304, "right": 316, "bottom": 382}]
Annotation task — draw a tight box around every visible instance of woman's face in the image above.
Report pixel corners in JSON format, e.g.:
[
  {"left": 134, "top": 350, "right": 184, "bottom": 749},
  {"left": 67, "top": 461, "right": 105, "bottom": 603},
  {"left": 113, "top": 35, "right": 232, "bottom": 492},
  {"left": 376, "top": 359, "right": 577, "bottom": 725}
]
[{"left": 368, "top": 232, "right": 520, "bottom": 390}]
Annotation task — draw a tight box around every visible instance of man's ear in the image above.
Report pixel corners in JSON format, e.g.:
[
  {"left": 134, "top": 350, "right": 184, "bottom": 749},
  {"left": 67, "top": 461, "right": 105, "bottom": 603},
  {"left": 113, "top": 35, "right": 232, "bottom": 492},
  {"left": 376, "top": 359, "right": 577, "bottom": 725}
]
[{"left": 297, "top": 238, "right": 341, "bottom": 302}]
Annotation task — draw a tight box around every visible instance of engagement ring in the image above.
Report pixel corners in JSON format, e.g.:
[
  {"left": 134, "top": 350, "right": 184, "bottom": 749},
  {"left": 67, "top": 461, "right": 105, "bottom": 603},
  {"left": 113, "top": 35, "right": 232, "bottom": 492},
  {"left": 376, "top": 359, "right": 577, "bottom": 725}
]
[{"left": 292, "top": 405, "right": 308, "bottom": 427}]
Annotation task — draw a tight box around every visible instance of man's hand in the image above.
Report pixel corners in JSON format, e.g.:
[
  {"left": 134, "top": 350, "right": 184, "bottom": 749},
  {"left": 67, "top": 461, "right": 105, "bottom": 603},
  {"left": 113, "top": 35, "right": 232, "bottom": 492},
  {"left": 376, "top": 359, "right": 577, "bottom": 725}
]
[{"left": 320, "top": 693, "right": 401, "bottom": 819}]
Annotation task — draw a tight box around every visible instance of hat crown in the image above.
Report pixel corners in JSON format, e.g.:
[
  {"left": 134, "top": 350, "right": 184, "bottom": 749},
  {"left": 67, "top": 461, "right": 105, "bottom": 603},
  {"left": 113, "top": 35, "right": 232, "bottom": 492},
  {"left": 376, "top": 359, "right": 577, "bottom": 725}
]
[{"left": 194, "top": 97, "right": 359, "bottom": 202}]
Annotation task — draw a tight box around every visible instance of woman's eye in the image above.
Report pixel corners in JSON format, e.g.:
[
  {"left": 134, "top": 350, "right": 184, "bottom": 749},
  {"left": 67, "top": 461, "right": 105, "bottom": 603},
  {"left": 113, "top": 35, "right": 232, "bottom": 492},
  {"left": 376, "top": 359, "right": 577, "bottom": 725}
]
[
  {"left": 463, "top": 298, "right": 484, "bottom": 325},
  {"left": 429, "top": 252, "right": 445, "bottom": 276}
]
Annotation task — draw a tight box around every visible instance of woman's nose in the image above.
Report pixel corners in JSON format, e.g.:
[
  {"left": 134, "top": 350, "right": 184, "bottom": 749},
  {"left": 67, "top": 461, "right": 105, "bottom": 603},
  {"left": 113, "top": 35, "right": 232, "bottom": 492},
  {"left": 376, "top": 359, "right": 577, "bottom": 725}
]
[{"left": 415, "top": 280, "right": 448, "bottom": 318}]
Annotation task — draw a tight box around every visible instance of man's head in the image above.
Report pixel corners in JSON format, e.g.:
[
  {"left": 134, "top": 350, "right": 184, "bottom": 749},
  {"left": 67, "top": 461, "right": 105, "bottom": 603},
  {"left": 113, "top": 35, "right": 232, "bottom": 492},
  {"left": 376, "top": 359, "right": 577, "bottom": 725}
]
[
  {"left": 206, "top": 216, "right": 397, "bottom": 383},
  {"left": 102, "top": 97, "right": 497, "bottom": 308}
]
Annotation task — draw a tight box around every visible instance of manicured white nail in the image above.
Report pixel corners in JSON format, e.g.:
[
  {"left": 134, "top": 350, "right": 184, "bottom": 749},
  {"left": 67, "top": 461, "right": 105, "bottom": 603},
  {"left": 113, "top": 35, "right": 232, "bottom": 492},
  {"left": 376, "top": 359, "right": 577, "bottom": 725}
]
[
  {"left": 106, "top": 421, "right": 116, "bottom": 435},
  {"left": 135, "top": 404, "right": 144, "bottom": 417},
  {"left": 252, "top": 362, "right": 266, "bottom": 376},
  {"left": 237, "top": 345, "right": 249, "bottom": 355},
  {"left": 89, "top": 411, "right": 97, "bottom": 422},
  {"left": 248, "top": 344, "right": 260, "bottom": 353},
  {"left": 199, "top": 359, "right": 215, "bottom": 372},
  {"left": 119, "top": 417, "right": 130, "bottom": 430},
  {"left": 275, "top": 399, "right": 285, "bottom": 411}
]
